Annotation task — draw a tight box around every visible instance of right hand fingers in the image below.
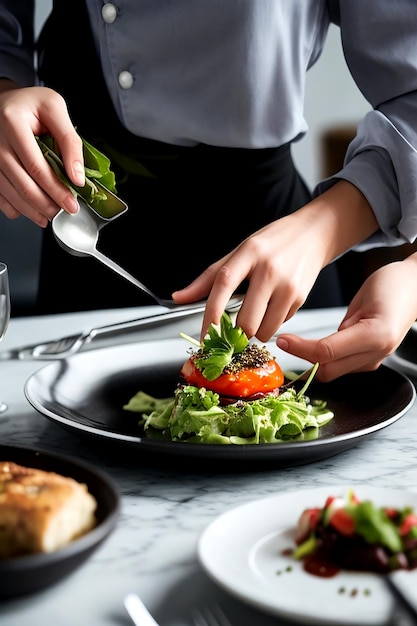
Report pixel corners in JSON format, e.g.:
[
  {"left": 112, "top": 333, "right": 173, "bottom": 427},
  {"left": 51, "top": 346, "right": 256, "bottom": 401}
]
[{"left": 200, "top": 227, "right": 321, "bottom": 342}]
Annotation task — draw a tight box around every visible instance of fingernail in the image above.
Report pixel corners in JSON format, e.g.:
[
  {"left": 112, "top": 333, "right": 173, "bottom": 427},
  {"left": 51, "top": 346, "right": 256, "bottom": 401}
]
[
  {"left": 276, "top": 337, "right": 289, "bottom": 351},
  {"left": 73, "top": 161, "right": 85, "bottom": 187},
  {"left": 63, "top": 195, "right": 79, "bottom": 214}
]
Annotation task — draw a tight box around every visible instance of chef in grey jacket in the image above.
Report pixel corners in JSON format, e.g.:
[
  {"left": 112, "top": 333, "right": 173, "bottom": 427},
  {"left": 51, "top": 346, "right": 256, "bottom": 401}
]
[{"left": 0, "top": 0, "right": 416, "bottom": 380}]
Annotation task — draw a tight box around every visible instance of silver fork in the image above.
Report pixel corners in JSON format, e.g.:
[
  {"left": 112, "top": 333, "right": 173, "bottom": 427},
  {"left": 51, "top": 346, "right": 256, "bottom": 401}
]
[
  {"left": 0, "top": 296, "right": 243, "bottom": 360},
  {"left": 192, "top": 604, "right": 232, "bottom": 626}
]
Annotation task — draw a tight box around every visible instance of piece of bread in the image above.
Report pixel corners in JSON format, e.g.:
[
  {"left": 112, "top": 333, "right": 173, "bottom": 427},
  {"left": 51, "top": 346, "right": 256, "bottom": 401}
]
[{"left": 0, "top": 461, "right": 97, "bottom": 558}]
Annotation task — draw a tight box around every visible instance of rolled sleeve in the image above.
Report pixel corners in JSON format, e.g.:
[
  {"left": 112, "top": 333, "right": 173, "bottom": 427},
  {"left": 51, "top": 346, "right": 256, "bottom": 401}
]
[
  {"left": 316, "top": 1, "right": 417, "bottom": 251},
  {"left": 317, "top": 110, "right": 417, "bottom": 249}
]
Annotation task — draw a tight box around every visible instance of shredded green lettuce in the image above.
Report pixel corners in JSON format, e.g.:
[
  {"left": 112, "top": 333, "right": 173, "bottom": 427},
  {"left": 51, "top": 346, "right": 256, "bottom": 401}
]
[{"left": 123, "top": 383, "right": 334, "bottom": 445}]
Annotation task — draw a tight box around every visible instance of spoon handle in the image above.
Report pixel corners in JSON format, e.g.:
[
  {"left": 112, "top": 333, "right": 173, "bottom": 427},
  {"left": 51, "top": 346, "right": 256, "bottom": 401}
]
[{"left": 92, "top": 249, "right": 156, "bottom": 301}]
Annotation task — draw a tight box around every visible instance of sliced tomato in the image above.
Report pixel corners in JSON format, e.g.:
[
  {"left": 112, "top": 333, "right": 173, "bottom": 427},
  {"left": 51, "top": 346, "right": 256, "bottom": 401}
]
[
  {"left": 180, "top": 355, "right": 284, "bottom": 398},
  {"left": 399, "top": 513, "right": 417, "bottom": 537},
  {"left": 384, "top": 507, "right": 399, "bottom": 519},
  {"left": 328, "top": 508, "right": 356, "bottom": 536}
]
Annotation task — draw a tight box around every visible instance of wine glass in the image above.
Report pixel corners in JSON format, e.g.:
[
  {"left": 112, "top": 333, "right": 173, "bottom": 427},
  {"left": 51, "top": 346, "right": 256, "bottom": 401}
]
[{"left": 0, "top": 263, "right": 10, "bottom": 413}]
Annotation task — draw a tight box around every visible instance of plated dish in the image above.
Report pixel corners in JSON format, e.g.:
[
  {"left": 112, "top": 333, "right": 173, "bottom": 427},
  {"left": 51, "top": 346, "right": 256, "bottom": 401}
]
[
  {"left": 197, "top": 485, "right": 417, "bottom": 625},
  {"left": 24, "top": 338, "right": 415, "bottom": 468},
  {"left": 0, "top": 444, "right": 120, "bottom": 600}
]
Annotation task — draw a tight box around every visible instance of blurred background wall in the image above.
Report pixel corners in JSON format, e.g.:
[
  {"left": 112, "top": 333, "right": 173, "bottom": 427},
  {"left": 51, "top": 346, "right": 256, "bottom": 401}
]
[{"left": 1, "top": 1, "right": 370, "bottom": 315}]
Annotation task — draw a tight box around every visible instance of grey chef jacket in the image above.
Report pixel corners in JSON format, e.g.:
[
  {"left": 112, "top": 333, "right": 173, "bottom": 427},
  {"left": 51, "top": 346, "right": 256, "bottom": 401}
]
[{"left": 1, "top": 0, "right": 417, "bottom": 249}]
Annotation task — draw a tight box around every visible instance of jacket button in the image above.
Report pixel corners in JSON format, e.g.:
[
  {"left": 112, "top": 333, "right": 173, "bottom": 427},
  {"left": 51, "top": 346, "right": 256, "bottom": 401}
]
[
  {"left": 102, "top": 3, "right": 117, "bottom": 24},
  {"left": 118, "top": 71, "right": 134, "bottom": 89}
]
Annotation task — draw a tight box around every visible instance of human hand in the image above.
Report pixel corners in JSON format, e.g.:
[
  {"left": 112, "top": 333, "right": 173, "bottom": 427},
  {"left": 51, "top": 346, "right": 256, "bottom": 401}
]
[
  {"left": 173, "top": 210, "right": 328, "bottom": 341},
  {"left": 173, "top": 180, "right": 378, "bottom": 341},
  {"left": 0, "top": 82, "right": 84, "bottom": 227},
  {"left": 276, "top": 255, "right": 417, "bottom": 381}
]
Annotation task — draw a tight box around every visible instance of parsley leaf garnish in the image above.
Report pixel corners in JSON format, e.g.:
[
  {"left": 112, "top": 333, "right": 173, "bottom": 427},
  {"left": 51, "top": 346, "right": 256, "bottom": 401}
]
[{"left": 193, "top": 312, "right": 249, "bottom": 381}]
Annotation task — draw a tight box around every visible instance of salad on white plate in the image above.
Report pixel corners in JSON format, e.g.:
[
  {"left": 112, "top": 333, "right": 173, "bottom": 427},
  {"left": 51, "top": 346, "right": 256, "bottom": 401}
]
[{"left": 197, "top": 485, "right": 417, "bottom": 626}]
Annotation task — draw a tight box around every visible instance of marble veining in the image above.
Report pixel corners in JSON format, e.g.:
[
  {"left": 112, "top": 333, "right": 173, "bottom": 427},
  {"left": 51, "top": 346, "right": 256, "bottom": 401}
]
[{"left": 0, "top": 307, "right": 416, "bottom": 625}]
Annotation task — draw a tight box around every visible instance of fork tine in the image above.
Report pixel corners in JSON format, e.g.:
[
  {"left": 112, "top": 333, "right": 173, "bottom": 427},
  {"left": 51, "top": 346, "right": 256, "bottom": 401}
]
[
  {"left": 32, "top": 335, "right": 82, "bottom": 356},
  {"left": 192, "top": 604, "right": 232, "bottom": 626},
  {"left": 23, "top": 334, "right": 85, "bottom": 359}
]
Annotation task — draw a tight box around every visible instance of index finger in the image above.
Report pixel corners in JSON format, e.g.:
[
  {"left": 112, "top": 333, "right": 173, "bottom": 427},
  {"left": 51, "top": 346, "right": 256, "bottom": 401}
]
[{"left": 201, "top": 253, "right": 254, "bottom": 338}]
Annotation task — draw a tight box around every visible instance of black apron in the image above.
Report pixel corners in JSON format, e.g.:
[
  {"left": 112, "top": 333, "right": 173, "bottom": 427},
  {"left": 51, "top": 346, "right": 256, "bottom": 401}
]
[{"left": 36, "top": 0, "right": 344, "bottom": 314}]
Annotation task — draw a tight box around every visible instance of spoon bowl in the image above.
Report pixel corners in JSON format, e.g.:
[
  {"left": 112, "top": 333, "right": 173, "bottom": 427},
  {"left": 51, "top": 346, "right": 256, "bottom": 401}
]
[{"left": 52, "top": 199, "right": 103, "bottom": 258}]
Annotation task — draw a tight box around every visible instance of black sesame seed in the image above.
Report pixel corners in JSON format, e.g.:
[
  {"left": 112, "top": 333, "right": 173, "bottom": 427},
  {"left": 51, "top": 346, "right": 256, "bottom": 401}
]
[{"left": 224, "top": 345, "right": 273, "bottom": 374}]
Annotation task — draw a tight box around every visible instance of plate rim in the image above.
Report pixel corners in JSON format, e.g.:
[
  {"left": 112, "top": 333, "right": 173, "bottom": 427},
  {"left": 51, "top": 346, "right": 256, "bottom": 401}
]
[{"left": 388, "top": 351, "right": 417, "bottom": 378}]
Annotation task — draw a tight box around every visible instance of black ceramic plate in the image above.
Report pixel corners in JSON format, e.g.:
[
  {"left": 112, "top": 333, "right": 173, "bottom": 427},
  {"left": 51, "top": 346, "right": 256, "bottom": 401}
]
[
  {"left": 24, "top": 339, "right": 415, "bottom": 468},
  {"left": 0, "top": 444, "right": 120, "bottom": 600}
]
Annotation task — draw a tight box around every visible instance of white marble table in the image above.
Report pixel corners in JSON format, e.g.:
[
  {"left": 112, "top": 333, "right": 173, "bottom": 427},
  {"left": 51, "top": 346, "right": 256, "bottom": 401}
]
[{"left": 0, "top": 305, "right": 416, "bottom": 626}]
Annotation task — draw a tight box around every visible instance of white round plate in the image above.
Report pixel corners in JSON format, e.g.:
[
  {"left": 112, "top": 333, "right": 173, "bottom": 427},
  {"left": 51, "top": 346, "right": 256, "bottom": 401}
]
[{"left": 198, "top": 485, "right": 417, "bottom": 625}]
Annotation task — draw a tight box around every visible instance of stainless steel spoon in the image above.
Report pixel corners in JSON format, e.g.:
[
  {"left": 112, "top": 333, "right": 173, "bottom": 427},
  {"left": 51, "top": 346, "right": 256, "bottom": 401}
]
[{"left": 52, "top": 197, "right": 208, "bottom": 310}]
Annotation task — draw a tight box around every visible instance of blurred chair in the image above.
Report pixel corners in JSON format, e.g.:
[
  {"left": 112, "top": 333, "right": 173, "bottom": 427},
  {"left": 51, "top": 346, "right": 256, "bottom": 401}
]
[{"left": 320, "top": 123, "right": 417, "bottom": 302}]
